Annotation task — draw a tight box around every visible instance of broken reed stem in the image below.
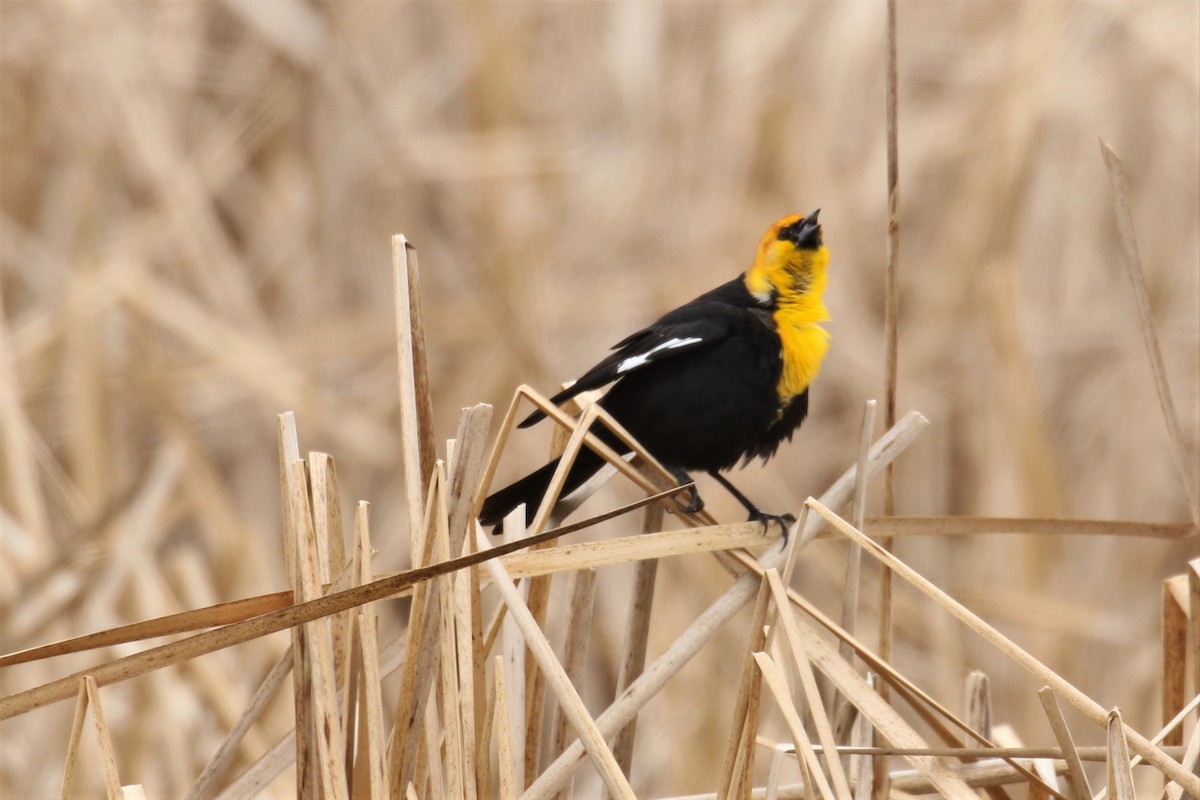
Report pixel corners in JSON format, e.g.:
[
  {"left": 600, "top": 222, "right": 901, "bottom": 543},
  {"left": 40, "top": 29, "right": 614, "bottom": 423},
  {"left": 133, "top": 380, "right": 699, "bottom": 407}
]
[
  {"left": 840, "top": 402, "right": 878, "bottom": 652},
  {"left": 6, "top": 511, "right": 1186, "bottom": 672},
  {"left": 763, "top": 571, "right": 978, "bottom": 800},
  {"left": 522, "top": 412, "right": 929, "bottom": 800},
  {"left": 764, "top": 569, "right": 853, "bottom": 800},
  {"left": 393, "top": 235, "right": 437, "bottom": 553},
  {"left": 1161, "top": 578, "right": 1188, "bottom": 748},
  {"left": 500, "top": 508, "right": 528, "bottom": 793},
  {"left": 479, "top": 528, "right": 636, "bottom": 799},
  {"left": 0, "top": 511, "right": 595, "bottom": 721},
  {"left": 809, "top": 498, "right": 1200, "bottom": 796},
  {"left": 836, "top": 399, "right": 876, "bottom": 729},
  {"left": 1099, "top": 140, "right": 1200, "bottom": 533},
  {"left": 493, "top": 656, "right": 516, "bottom": 800},
  {"left": 855, "top": 516, "right": 1195, "bottom": 540},
  {"left": 607, "top": 501, "right": 666, "bottom": 796},
  {"left": 786, "top": 745, "right": 1186, "bottom": 761},
  {"left": 1105, "top": 709, "right": 1137, "bottom": 800},
  {"left": 389, "top": 469, "right": 444, "bottom": 795},
  {"left": 754, "top": 651, "right": 839, "bottom": 800},
  {"left": 549, "top": 568, "right": 597, "bottom": 800},
  {"left": 1037, "top": 687, "right": 1093, "bottom": 800},
  {"left": 716, "top": 579, "right": 773, "bottom": 800},
  {"left": 351, "top": 504, "right": 389, "bottom": 799}
]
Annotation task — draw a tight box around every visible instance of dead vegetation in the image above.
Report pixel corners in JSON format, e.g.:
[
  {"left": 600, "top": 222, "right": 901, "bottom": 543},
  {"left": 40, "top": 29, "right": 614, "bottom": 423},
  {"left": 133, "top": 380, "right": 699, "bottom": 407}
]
[{"left": 1, "top": 2, "right": 1198, "bottom": 798}]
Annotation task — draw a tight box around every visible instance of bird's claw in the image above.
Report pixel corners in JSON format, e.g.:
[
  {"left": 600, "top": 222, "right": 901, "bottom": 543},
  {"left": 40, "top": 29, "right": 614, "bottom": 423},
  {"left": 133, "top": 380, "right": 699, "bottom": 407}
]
[
  {"left": 748, "top": 510, "right": 796, "bottom": 541},
  {"left": 676, "top": 483, "right": 705, "bottom": 515}
]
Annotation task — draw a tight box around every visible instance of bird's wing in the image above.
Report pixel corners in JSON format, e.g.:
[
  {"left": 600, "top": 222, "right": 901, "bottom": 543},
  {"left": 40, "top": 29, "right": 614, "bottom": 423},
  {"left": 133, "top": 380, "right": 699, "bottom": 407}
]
[{"left": 518, "top": 310, "right": 733, "bottom": 428}]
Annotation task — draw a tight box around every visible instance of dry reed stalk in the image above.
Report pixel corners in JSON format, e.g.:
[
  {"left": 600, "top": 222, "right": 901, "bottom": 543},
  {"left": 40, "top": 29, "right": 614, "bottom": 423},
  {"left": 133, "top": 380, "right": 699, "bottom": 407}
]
[
  {"left": 1164, "top": 722, "right": 1200, "bottom": 800},
  {"left": 766, "top": 568, "right": 1058, "bottom": 795},
  {"left": 310, "top": 453, "right": 355, "bottom": 779},
  {"left": 185, "top": 647, "right": 294, "bottom": 800},
  {"left": 839, "top": 399, "right": 876, "bottom": 657},
  {"left": 1099, "top": 140, "right": 1200, "bottom": 532},
  {"left": 480, "top": 527, "right": 635, "bottom": 799},
  {"left": 765, "top": 743, "right": 792, "bottom": 800},
  {"left": 389, "top": 467, "right": 446, "bottom": 795},
  {"left": 493, "top": 655, "right": 517, "bottom": 800},
  {"left": 660, "top": 758, "right": 1075, "bottom": 800},
  {"left": 1190, "top": 559, "right": 1200, "bottom": 720},
  {"left": 0, "top": 495, "right": 593, "bottom": 722},
  {"left": 393, "top": 235, "right": 437, "bottom": 551},
  {"left": 716, "top": 579, "right": 772, "bottom": 800},
  {"left": 499, "top": 522, "right": 780, "bottom": 580},
  {"left": 992, "top": 724, "right": 1053, "bottom": 800},
  {"left": 853, "top": 517, "right": 1196, "bottom": 540},
  {"left": 350, "top": 503, "right": 388, "bottom": 799},
  {"left": 448, "top": 405, "right": 495, "bottom": 554},
  {"left": 809, "top": 499, "right": 1200, "bottom": 796},
  {"left": 290, "top": 458, "right": 350, "bottom": 800},
  {"left": 736, "top": 640, "right": 769, "bottom": 799},
  {"left": 310, "top": 453, "right": 346, "bottom": 585},
  {"left": 549, "top": 567, "right": 596, "bottom": 800},
  {"left": 834, "top": 400, "right": 877, "bottom": 743},
  {"left": 807, "top": 746, "right": 1185, "bottom": 761},
  {"left": 850, "top": 678, "right": 876, "bottom": 800},
  {"left": 212, "top": 734, "right": 296, "bottom": 800},
  {"left": 520, "top": 405, "right": 607, "bottom": 785},
  {"left": 764, "top": 569, "right": 973, "bottom": 800},
  {"left": 500, "top": 508, "right": 529, "bottom": 793},
  {"left": 890, "top": 760, "right": 1066, "bottom": 795},
  {"left": 433, "top": 469, "right": 467, "bottom": 800},
  {"left": 475, "top": 384, "right": 712, "bottom": 530},
  {"left": 277, "top": 418, "right": 313, "bottom": 800},
  {"left": 606, "top": 500, "right": 665, "bottom": 792},
  {"left": 420, "top": 699, "right": 445, "bottom": 800},
  {"left": 479, "top": 486, "right": 692, "bottom": 657},
  {"left": 743, "top": 541, "right": 1047, "bottom": 792},
  {"left": 1103, "top": 709, "right": 1136, "bottom": 800},
  {"left": 518, "top": 395, "right": 579, "bottom": 788},
  {"left": 878, "top": 1, "right": 901, "bottom": 794},
  {"left": 965, "top": 671, "right": 992, "bottom": 742},
  {"left": 451, "top": 541, "right": 481, "bottom": 800},
  {"left": 522, "top": 411, "right": 929, "bottom": 799},
  {"left": 798, "top": 412, "right": 929, "bottom": 546},
  {"left": 59, "top": 677, "right": 112, "bottom": 800},
  {"left": 1037, "top": 688, "right": 1092, "bottom": 800},
  {"left": 754, "top": 652, "right": 837, "bottom": 800},
  {"left": 0, "top": 591, "right": 297, "bottom": 668},
  {"left": 765, "top": 569, "right": 852, "bottom": 799},
  {"left": 470, "top": 572, "right": 490, "bottom": 800}
]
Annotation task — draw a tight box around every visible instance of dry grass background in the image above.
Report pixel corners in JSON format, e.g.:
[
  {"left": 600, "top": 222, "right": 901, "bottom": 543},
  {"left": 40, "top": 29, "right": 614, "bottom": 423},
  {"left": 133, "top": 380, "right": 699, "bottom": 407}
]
[{"left": 1, "top": 1, "right": 1198, "bottom": 797}]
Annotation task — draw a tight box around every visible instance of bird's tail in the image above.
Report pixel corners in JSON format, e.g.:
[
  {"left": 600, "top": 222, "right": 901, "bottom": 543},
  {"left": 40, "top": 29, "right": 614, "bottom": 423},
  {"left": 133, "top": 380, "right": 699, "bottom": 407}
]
[{"left": 479, "top": 448, "right": 607, "bottom": 530}]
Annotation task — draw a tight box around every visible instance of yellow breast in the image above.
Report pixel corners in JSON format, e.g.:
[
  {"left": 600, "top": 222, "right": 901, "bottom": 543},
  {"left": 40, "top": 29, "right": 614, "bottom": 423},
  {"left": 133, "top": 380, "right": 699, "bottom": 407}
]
[{"left": 774, "top": 311, "right": 830, "bottom": 405}]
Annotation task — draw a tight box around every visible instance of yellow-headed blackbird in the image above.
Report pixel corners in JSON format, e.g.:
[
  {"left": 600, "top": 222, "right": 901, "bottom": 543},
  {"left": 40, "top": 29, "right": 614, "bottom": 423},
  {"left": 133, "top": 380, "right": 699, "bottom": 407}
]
[{"left": 480, "top": 210, "right": 830, "bottom": 531}]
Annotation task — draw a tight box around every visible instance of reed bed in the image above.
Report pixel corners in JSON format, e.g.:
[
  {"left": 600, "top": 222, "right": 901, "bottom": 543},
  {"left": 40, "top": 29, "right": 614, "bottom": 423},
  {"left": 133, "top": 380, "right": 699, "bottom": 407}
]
[{"left": 1, "top": 2, "right": 1197, "bottom": 798}]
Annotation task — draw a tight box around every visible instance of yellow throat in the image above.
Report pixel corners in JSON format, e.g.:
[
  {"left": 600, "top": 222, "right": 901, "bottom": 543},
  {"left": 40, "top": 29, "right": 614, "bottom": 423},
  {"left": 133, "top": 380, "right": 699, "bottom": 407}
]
[{"left": 744, "top": 230, "right": 831, "bottom": 406}]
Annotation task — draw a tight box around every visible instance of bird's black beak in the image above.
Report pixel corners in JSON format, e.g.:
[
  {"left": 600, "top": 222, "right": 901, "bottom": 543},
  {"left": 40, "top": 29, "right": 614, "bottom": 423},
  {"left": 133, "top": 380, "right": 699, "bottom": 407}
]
[{"left": 795, "top": 208, "right": 822, "bottom": 249}]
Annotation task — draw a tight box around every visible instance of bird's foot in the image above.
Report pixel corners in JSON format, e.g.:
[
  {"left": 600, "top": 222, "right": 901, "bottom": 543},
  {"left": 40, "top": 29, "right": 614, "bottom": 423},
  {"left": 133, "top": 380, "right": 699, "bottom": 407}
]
[
  {"left": 679, "top": 485, "right": 705, "bottom": 515},
  {"left": 747, "top": 509, "right": 796, "bottom": 541},
  {"left": 667, "top": 466, "right": 704, "bottom": 515}
]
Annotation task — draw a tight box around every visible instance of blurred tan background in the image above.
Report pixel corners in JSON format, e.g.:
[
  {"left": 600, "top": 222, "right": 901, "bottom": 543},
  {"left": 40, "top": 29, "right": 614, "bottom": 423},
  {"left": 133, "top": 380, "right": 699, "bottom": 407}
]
[{"left": 1, "top": 1, "right": 1197, "bottom": 797}]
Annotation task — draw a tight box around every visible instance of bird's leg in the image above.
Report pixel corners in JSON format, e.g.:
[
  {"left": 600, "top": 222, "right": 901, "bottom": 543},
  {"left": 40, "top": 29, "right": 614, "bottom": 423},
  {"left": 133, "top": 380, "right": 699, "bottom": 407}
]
[
  {"left": 666, "top": 465, "right": 704, "bottom": 514},
  {"left": 706, "top": 470, "right": 795, "bottom": 538}
]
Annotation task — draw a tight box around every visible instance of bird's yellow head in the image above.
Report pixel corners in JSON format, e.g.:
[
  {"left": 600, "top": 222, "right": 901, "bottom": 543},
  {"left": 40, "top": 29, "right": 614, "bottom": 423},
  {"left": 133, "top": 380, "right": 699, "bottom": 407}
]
[
  {"left": 744, "top": 210, "right": 829, "bottom": 308},
  {"left": 744, "top": 210, "right": 831, "bottom": 404}
]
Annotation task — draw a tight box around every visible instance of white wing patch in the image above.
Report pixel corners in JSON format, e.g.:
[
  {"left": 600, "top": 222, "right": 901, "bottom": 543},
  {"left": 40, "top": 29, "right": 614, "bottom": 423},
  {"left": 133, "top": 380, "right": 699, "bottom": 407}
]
[{"left": 616, "top": 336, "right": 703, "bottom": 374}]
